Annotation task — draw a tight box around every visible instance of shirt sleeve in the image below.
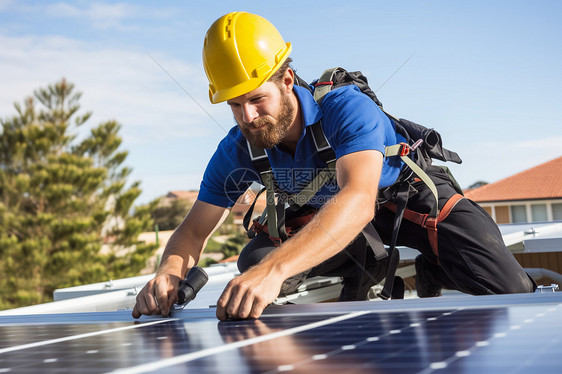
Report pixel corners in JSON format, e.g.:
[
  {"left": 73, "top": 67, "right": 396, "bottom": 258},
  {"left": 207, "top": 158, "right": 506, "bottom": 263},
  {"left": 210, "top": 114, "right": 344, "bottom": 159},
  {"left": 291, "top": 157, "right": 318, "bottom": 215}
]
[{"left": 198, "top": 129, "right": 260, "bottom": 208}]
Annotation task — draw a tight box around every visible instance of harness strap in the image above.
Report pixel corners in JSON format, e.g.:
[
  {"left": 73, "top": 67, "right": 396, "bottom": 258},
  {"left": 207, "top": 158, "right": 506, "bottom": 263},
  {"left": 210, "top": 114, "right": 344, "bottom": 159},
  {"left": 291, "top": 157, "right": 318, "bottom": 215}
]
[
  {"left": 383, "top": 193, "right": 464, "bottom": 259},
  {"left": 242, "top": 187, "right": 266, "bottom": 238},
  {"left": 288, "top": 121, "right": 337, "bottom": 209},
  {"left": 247, "top": 140, "right": 270, "bottom": 172},
  {"left": 361, "top": 222, "right": 388, "bottom": 261},
  {"left": 314, "top": 68, "right": 341, "bottom": 105},
  {"left": 260, "top": 171, "right": 281, "bottom": 241},
  {"left": 254, "top": 212, "right": 317, "bottom": 241},
  {"left": 275, "top": 192, "right": 289, "bottom": 242},
  {"left": 289, "top": 161, "right": 336, "bottom": 208},
  {"left": 378, "top": 182, "right": 409, "bottom": 300},
  {"left": 246, "top": 121, "right": 337, "bottom": 244},
  {"left": 386, "top": 143, "right": 439, "bottom": 218}
]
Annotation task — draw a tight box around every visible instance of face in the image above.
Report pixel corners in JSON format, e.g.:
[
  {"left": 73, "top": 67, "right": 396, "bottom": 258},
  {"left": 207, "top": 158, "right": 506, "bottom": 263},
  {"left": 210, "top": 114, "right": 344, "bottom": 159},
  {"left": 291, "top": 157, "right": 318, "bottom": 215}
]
[{"left": 228, "top": 81, "right": 295, "bottom": 149}]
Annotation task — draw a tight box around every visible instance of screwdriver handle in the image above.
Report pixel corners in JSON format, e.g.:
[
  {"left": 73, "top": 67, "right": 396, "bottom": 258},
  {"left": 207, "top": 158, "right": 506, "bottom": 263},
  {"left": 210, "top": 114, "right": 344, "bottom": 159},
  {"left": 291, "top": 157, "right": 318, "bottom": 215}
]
[{"left": 177, "top": 266, "right": 208, "bottom": 305}]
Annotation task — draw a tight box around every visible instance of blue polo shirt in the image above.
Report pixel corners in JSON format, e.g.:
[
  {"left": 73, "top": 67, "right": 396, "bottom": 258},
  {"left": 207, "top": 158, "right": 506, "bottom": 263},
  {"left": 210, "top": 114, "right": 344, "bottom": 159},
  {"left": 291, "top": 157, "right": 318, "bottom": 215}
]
[{"left": 198, "top": 84, "right": 406, "bottom": 208}]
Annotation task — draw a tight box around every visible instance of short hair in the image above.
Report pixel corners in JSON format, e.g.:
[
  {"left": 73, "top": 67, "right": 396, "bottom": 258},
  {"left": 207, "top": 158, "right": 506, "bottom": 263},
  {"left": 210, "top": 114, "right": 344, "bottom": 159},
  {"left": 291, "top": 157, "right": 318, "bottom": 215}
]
[{"left": 268, "top": 57, "right": 293, "bottom": 84}]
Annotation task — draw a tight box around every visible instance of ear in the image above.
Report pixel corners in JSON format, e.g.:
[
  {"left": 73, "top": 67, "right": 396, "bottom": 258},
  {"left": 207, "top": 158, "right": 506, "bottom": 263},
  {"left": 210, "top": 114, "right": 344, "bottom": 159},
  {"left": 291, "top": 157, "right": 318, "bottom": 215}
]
[{"left": 281, "top": 68, "right": 295, "bottom": 94}]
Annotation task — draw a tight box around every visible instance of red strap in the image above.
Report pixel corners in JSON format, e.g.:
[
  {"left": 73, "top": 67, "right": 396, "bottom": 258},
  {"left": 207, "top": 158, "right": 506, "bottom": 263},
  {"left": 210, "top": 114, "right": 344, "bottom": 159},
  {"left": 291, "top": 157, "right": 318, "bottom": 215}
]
[
  {"left": 314, "top": 81, "right": 333, "bottom": 87},
  {"left": 251, "top": 220, "right": 265, "bottom": 234},
  {"left": 383, "top": 202, "right": 427, "bottom": 226},
  {"left": 383, "top": 194, "right": 464, "bottom": 259},
  {"left": 428, "top": 193, "right": 464, "bottom": 258},
  {"left": 437, "top": 193, "right": 464, "bottom": 223},
  {"left": 254, "top": 212, "right": 316, "bottom": 245},
  {"left": 286, "top": 213, "right": 316, "bottom": 228}
]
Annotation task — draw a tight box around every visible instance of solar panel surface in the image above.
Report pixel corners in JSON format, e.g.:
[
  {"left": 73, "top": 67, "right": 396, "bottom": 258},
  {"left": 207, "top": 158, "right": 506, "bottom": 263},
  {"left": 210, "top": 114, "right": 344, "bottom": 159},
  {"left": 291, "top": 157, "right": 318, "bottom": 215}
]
[{"left": 1, "top": 292, "right": 561, "bottom": 373}]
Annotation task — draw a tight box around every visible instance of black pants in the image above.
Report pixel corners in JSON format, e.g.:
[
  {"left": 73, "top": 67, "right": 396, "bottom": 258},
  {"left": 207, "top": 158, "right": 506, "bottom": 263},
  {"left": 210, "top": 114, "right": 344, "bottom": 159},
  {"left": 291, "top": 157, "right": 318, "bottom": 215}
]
[
  {"left": 374, "top": 166, "right": 535, "bottom": 295},
  {"left": 238, "top": 166, "right": 535, "bottom": 300}
]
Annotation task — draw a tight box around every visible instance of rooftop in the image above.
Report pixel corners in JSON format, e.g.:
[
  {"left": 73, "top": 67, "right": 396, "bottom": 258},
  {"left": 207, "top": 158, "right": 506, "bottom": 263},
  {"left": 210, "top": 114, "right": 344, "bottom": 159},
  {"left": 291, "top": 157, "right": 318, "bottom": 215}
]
[{"left": 465, "top": 156, "right": 562, "bottom": 202}]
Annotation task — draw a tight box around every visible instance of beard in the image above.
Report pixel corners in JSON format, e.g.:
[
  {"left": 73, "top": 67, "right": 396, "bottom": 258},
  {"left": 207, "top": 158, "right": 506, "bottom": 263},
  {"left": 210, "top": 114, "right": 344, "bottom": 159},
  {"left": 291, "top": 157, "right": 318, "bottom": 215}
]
[{"left": 238, "top": 92, "right": 295, "bottom": 149}]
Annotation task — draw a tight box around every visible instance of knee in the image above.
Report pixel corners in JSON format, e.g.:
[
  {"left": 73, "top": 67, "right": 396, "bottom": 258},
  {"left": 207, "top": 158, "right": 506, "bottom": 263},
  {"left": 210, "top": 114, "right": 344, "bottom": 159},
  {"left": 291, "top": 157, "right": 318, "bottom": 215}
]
[
  {"left": 236, "top": 245, "right": 255, "bottom": 273},
  {"left": 493, "top": 272, "right": 536, "bottom": 294},
  {"left": 236, "top": 233, "right": 275, "bottom": 274}
]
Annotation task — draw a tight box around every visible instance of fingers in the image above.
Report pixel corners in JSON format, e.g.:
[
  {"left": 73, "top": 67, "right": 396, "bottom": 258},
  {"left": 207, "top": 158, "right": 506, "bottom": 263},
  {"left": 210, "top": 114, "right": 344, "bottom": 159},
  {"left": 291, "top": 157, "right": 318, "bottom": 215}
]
[
  {"left": 216, "top": 284, "right": 232, "bottom": 321},
  {"left": 132, "top": 304, "right": 141, "bottom": 319},
  {"left": 249, "top": 295, "right": 269, "bottom": 319},
  {"left": 216, "top": 279, "right": 269, "bottom": 321},
  {"left": 132, "top": 276, "right": 177, "bottom": 319},
  {"left": 155, "top": 282, "right": 172, "bottom": 317}
]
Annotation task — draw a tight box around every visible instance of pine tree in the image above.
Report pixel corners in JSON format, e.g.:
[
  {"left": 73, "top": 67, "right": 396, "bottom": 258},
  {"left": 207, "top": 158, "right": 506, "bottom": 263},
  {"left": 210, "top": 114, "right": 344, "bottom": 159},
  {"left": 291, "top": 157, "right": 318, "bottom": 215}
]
[
  {"left": 151, "top": 198, "right": 193, "bottom": 231},
  {"left": 0, "top": 79, "right": 157, "bottom": 310}
]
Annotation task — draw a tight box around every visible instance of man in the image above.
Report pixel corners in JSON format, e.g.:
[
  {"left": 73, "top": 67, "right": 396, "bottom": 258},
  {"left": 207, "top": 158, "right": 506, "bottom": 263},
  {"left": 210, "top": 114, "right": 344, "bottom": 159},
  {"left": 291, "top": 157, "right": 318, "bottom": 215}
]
[{"left": 132, "top": 12, "right": 535, "bottom": 321}]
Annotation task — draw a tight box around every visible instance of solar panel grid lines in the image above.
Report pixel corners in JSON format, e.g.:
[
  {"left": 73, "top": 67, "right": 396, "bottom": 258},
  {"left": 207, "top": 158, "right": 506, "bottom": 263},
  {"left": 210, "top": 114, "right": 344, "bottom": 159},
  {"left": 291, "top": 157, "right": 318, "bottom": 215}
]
[
  {"left": 108, "top": 311, "right": 370, "bottom": 374},
  {"left": 0, "top": 293, "right": 561, "bottom": 373},
  {"left": 0, "top": 319, "right": 175, "bottom": 355},
  {"left": 258, "top": 309, "right": 463, "bottom": 374},
  {"left": 436, "top": 304, "right": 562, "bottom": 374}
]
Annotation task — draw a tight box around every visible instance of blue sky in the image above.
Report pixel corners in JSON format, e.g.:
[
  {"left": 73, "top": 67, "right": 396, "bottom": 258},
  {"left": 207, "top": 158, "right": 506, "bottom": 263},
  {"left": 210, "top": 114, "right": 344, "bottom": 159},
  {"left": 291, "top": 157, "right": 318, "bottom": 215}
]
[{"left": 1, "top": 0, "right": 561, "bottom": 204}]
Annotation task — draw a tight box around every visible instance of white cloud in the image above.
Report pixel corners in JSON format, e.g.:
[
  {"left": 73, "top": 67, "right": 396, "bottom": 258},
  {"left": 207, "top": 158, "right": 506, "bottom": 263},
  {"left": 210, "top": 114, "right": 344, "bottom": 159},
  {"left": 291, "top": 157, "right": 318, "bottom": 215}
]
[
  {"left": 0, "top": 30, "right": 234, "bottom": 203},
  {"left": 0, "top": 1, "right": 177, "bottom": 30},
  {"left": 43, "top": 2, "right": 176, "bottom": 30},
  {"left": 0, "top": 33, "right": 229, "bottom": 144}
]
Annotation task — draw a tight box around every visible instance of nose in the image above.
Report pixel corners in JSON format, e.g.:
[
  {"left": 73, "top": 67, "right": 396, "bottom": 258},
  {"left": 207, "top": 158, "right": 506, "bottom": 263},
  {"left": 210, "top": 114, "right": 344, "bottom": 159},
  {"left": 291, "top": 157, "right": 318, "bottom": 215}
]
[{"left": 241, "top": 103, "right": 259, "bottom": 124}]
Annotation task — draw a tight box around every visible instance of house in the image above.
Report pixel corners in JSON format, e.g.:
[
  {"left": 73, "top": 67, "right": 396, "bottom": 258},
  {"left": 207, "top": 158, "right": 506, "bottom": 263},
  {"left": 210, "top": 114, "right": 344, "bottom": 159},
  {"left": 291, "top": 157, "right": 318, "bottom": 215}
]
[
  {"left": 229, "top": 188, "right": 267, "bottom": 226},
  {"left": 161, "top": 190, "right": 199, "bottom": 205},
  {"left": 164, "top": 189, "right": 267, "bottom": 228},
  {"left": 464, "top": 156, "right": 562, "bottom": 224}
]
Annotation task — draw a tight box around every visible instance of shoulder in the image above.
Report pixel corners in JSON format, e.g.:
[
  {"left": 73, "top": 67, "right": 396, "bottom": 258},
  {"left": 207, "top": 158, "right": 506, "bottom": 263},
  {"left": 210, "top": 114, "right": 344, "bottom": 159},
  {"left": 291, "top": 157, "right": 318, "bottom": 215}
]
[
  {"left": 319, "top": 85, "right": 386, "bottom": 131},
  {"left": 316, "top": 85, "right": 392, "bottom": 159},
  {"left": 321, "top": 85, "right": 375, "bottom": 109}
]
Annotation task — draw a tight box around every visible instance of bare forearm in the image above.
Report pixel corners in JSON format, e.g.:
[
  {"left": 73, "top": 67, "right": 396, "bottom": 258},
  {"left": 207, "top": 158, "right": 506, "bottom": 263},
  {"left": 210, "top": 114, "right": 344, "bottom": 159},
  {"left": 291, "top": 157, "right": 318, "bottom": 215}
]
[
  {"left": 155, "top": 228, "right": 205, "bottom": 278},
  {"left": 133, "top": 200, "right": 229, "bottom": 318},
  {"left": 155, "top": 200, "right": 230, "bottom": 278}
]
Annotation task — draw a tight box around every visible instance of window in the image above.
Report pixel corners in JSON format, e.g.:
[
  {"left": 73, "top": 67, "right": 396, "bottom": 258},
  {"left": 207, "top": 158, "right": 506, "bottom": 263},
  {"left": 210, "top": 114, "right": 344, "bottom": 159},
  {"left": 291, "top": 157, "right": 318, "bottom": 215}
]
[
  {"left": 553, "top": 203, "right": 562, "bottom": 221},
  {"left": 495, "top": 206, "right": 510, "bottom": 224},
  {"left": 511, "top": 205, "right": 527, "bottom": 223},
  {"left": 531, "top": 204, "right": 548, "bottom": 222}
]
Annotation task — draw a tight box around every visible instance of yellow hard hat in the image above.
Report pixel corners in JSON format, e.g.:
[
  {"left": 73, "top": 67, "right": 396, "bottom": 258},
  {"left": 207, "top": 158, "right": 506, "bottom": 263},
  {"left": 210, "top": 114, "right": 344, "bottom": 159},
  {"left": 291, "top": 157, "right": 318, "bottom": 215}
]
[{"left": 203, "top": 12, "right": 292, "bottom": 104}]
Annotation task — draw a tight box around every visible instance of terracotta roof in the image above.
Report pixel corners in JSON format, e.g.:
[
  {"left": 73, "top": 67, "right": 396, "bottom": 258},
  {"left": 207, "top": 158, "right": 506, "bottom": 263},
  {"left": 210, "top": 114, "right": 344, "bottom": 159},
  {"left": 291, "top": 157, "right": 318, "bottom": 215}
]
[
  {"left": 166, "top": 190, "right": 199, "bottom": 201},
  {"left": 166, "top": 189, "right": 266, "bottom": 213},
  {"left": 231, "top": 189, "right": 267, "bottom": 213},
  {"left": 464, "top": 156, "right": 562, "bottom": 202}
]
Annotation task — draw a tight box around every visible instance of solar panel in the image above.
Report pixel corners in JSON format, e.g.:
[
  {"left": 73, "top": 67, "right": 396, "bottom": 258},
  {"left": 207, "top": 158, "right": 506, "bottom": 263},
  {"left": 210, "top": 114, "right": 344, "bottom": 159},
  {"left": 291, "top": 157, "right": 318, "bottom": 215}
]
[{"left": 1, "top": 292, "right": 561, "bottom": 373}]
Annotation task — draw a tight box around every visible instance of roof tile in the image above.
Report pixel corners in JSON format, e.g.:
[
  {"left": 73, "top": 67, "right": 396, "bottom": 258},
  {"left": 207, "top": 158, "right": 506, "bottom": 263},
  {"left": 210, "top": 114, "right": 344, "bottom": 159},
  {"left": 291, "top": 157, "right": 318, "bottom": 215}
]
[{"left": 464, "top": 156, "right": 562, "bottom": 202}]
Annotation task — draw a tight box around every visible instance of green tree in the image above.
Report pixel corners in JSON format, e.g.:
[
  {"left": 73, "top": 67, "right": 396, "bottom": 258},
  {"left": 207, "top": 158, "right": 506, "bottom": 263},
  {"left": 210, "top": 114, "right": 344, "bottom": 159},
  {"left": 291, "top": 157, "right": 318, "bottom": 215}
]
[
  {"left": 151, "top": 198, "right": 193, "bottom": 231},
  {"left": 0, "top": 79, "right": 157, "bottom": 310},
  {"left": 219, "top": 231, "right": 248, "bottom": 259},
  {"left": 468, "top": 180, "right": 489, "bottom": 190}
]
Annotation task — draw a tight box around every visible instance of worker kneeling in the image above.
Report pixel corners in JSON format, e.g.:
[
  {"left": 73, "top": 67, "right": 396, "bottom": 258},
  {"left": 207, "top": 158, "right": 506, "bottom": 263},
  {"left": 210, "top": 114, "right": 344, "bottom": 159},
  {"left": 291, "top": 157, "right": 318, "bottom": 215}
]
[{"left": 132, "top": 12, "right": 535, "bottom": 322}]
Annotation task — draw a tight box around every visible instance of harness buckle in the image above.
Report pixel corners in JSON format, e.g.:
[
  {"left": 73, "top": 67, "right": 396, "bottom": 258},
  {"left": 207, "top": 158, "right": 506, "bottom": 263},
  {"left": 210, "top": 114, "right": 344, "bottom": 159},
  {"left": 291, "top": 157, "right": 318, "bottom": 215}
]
[
  {"left": 269, "top": 236, "right": 282, "bottom": 247},
  {"left": 422, "top": 217, "right": 438, "bottom": 231},
  {"left": 251, "top": 219, "right": 264, "bottom": 234},
  {"left": 398, "top": 142, "right": 410, "bottom": 157}
]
